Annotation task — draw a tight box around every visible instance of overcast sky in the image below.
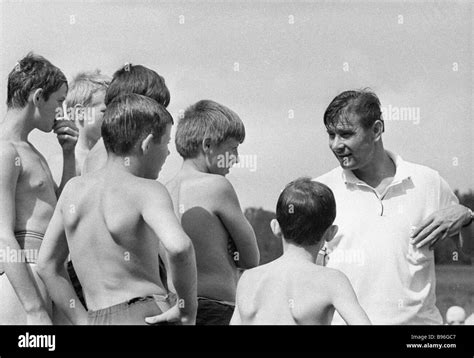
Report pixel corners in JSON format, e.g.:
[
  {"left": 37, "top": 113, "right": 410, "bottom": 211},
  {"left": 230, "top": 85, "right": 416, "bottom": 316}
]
[{"left": 1, "top": 0, "right": 472, "bottom": 211}]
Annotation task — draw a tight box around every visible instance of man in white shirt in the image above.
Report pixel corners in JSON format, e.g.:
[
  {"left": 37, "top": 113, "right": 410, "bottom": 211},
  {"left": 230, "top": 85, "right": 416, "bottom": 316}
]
[{"left": 315, "top": 89, "right": 473, "bottom": 325}]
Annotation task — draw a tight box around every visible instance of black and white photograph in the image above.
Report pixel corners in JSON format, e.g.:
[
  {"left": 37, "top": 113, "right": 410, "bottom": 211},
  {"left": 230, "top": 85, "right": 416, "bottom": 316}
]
[{"left": 0, "top": 0, "right": 473, "bottom": 354}]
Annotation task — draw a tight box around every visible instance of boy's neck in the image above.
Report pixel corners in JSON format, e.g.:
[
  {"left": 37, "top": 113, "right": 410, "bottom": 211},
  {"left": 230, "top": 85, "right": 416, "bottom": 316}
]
[
  {"left": 282, "top": 241, "right": 321, "bottom": 264},
  {"left": 104, "top": 153, "right": 143, "bottom": 177},
  {"left": 181, "top": 157, "right": 210, "bottom": 174},
  {"left": 2, "top": 108, "right": 35, "bottom": 141}
]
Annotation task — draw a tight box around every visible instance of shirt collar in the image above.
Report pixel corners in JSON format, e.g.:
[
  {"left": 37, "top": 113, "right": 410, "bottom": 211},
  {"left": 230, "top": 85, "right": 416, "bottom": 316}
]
[{"left": 341, "top": 150, "right": 411, "bottom": 186}]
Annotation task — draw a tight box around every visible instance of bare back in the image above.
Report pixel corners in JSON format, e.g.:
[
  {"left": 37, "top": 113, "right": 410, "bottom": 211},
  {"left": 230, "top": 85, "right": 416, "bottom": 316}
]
[
  {"left": 61, "top": 169, "right": 167, "bottom": 310},
  {"left": 235, "top": 258, "right": 336, "bottom": 325},
  {"left": 166, "top": 172, "right": 239, "bottom": 302}
]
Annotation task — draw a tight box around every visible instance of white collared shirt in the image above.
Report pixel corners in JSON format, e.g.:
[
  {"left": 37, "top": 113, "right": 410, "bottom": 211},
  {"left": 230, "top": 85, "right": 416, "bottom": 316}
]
[{"left": 315, "top": 151, "right": 458, "bottom": 325}]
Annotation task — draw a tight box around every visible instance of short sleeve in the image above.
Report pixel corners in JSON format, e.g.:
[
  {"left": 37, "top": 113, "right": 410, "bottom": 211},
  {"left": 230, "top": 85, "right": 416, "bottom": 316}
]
[{"left": 438, "top": 175, "right": 459, "bottom": 209}]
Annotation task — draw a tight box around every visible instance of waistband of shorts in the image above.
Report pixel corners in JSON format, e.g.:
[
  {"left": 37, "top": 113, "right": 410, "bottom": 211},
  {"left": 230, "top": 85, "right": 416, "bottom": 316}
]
[
  {"left": 10, "top": 230, "right": 43, "bottom": 264},
  {"left": 88, "top": 292, "right": 177, "bottom": 317},
  {"left": 198, "top": 296, "right": 235, "bottom": 307}
]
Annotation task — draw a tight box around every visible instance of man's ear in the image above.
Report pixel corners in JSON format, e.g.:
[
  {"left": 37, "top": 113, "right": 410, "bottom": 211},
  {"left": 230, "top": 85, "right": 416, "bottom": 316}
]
[
  {"left": 32, "top": 88, "right": 44, "bottom": 107},
  {"left": 373, "top": 119, "right": 384, "bottom": 141},
  {"left": 323, "top": 224, "right": 338, "bottom": 243},
  {"left": 201, "top": 137, "right": 212, "bottom": 154},
  {"left": 270, "top": 218, "right": 282, "bottom": 238},
  {"left": 141, "top": 133, "right": 154, "bottom": 154}
]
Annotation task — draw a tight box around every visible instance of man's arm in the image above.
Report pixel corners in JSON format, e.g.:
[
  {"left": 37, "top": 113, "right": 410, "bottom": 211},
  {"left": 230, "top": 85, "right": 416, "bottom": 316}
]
[
  {"left": 0, "top": 143, "right": 52, "bottom": 324},
  {"left": 53, "top": 120, "right": 78, "bottom": 197},
  {"left": 37, "top": 187, "right": 88, "bottom": 325},
  {"left": 331, "top": 270, "right": 371, "bottom": 325},
  {"left": 213, "top": 177, "right": 260, "bottom": 269},
  {"left": 142, "top": 182, "right": 197, "bottom": 325},
  {"left": 410, "top": 175, "right": 472, "bottom": 254}
]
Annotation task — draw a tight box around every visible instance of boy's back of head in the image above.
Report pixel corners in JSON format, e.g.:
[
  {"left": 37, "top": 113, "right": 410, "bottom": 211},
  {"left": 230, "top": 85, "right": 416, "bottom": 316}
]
[
  {"left": 276, "top": 177, "right": 336, "bottom": 246},
  {"left": 65, "top": 70, "right": 110, "bottom": 108},
  {"left": 105, "top": 64, "right": 170, "bottom": 107},
  {"left": 175, "top": 99, "right": 246, "bottom": 159},
  {"left": 7, "top": 52, "right": 67, "bottom": 109},
  {"left": 102, "top": 93, "right": 173, "bottom": 156}
]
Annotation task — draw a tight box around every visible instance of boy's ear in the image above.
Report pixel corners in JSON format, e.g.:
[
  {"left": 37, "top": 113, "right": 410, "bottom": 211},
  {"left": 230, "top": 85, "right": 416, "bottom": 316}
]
[
  {"left": 201, "top": 137, "right": 212, "bottom": 154},
  {"left": 141, "top": 133, "right": 154, "bottom": 154},
  {"left": 270, "top": 218, "right": 282, "bottom": 239},
  {"left": 32, "top": 88, "right": 44, "bottom": 107},
  {"left": 323, "top": 224, "right": 338, "bottom": 243}
]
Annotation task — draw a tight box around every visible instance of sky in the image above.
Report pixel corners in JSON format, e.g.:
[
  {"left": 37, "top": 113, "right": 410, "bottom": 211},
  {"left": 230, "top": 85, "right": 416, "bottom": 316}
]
[{"left": 0, "top": 0, "right": 472, "bottom": 211}]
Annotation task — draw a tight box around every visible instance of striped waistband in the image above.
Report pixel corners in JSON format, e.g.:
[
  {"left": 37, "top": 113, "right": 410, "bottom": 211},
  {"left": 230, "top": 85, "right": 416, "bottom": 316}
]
[{"left": 14, "top": 230, "right": 43, "bottom": 263}]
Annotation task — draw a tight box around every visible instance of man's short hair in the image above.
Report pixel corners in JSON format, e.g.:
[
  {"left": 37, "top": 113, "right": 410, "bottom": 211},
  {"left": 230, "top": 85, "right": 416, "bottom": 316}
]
[
  {"left": 7, "top": 52, "right": 67, "bottom": 109},
  {"left": 175, "top": 100, "right": 245, "bottom": 159},
  {"left": 102, "top": 94, "right": 173, "bottom": 156},
  {"left": 276, "top": 177, "right": 336, "bottom": 246},
  {"left": 65, "top": 70, "right": 110, "bottom": 108},
  {"left": 323, "top": 89, "right": 384, "bottom": 131},
  {"left": 105, "top": 64, "right": 170, "bottom": 107}
]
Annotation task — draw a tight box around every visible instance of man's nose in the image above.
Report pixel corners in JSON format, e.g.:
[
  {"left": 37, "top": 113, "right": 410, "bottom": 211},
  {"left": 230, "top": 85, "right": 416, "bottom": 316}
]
[{"left": 331, "top": 136, "right": 343, "bottom": 151}]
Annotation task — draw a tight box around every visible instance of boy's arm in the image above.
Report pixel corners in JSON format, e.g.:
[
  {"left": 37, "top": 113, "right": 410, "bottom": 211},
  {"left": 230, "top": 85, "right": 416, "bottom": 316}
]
[
  {"left": 0, "top": 143, "right": 52, "bottom": 325},
  {"left": 37, "top": 188, "right": 88, "bottom": 325},
  {"left": 213, "top": 178, "right": 260, "bottom": 268},
  {"left": 330, "top": 270, "right": 371, "bottom": 325},
  {"left": 142, "top": 182, "right": 197, "bottom": 325}
]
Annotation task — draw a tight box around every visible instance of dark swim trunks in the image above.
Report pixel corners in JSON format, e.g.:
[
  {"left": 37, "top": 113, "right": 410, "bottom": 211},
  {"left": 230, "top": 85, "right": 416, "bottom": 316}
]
[
  {"left": 67, "top": 261, "right": 87, "bottom": 309},
  {"left": 196, "top": 297, "right": 235, "bottom": 325},
  {"left": 87, "top": 293, "right": 178, "bottom": 325}
]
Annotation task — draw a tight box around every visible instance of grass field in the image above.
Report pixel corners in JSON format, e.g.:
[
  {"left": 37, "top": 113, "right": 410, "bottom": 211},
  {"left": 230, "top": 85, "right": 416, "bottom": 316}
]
[{"left": 435, "top": 264, "right": 474, "bottom": 322}]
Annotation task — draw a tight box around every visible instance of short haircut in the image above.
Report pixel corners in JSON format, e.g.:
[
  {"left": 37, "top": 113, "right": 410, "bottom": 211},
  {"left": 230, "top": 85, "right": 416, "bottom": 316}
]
[
  {"left": 276, "top": 177, "right": 336, "bottom": 246},
  {"left": 323, "top": 89, "right": 384, "bottom": 131},
  {"left": 175, "top": 100, "right": 245, "bottom": 159},
  {"left": 102, "top": 94, "right": 173, "bottom": 156},
  {"left": 105, "top": 64, "right": 170, "bottom": 107},
  {"left": 7, "top": 52, "right": 67, "bottom": 109},
  {"left": 65, "top": 70, "right": 110, "bottom": 108}
]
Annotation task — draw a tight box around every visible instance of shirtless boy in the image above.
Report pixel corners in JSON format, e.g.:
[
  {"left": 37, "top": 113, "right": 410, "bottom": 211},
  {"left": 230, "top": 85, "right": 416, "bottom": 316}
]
[
  {"left": 49, "top": 70, "right": 110, "bottom": 182},
  {"left": 230, "top": 178, "right": 371, "bottom": 325},
  {"left": 38, "top": 94, "right": 197, "bottom": 325},
  {"left": 0, "top": 53, "right": 78, "bottom": 324},
  {"left": 82, "top": 64, "right": 170, "bottom": 174},
  {"left": 166, "top": 100, "right": 260, "bottom": 325}
]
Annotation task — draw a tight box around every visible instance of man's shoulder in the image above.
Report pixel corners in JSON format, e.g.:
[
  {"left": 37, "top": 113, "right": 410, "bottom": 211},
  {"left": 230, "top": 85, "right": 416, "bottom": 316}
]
[
  {"left": 400, "top": 158, "right": 443, "bottom": 183},
  {"left": 313, "top": 167, "right": 343, "bottom": 187}
]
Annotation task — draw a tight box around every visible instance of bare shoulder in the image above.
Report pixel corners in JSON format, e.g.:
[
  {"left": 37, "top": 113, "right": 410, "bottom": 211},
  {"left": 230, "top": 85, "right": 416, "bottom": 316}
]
[
  {"left": 201, "top": 174, "right": 237, "bottom": 198},
  {"left": 136, "top": 178, "right": 172, "bottom": 203},
  {"left": 0, "top": 140, "right": 20, "bottom": 161}
]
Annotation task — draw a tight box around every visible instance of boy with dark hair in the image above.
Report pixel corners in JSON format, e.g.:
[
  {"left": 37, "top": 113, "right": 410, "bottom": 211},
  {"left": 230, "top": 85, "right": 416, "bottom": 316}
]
[
  {"left": 38, "top": 94, "right": 197, "bottom": 325},
  {"left": 230, "top": 178, "right": 370, "bottom": 325},
  {"left": 82, "top": 63, "right": 170, "bottom": 174},
  {"left": 166, "top": 99, "right": 259, "bottom": 325},
  {"left": 0, "top": 53, "right": 78, "bottom": 324}
]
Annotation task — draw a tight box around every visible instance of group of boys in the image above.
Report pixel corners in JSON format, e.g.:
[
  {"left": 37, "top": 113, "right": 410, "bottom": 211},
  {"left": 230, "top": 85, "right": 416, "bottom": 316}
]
[
  {"left": 2, "top": 53, "right": 471, "bottom": 326},
  {"left": 1, "top": 53, "right": 366, "bottom": 326}
]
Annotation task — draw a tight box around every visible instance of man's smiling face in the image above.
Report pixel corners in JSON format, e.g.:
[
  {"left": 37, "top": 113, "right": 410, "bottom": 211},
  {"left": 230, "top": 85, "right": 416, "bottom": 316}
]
[{"left": 327, "top": 112, "right": 376, "bottom": 171}]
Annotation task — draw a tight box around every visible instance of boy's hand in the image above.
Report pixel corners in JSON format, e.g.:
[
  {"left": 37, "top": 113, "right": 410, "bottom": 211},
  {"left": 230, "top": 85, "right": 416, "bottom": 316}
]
[
  {"left": 144, "top": 303, "right": 195, "bottom": 325},
  {"left": 53, "top": 120, "right": 79, "bottom": 153}
]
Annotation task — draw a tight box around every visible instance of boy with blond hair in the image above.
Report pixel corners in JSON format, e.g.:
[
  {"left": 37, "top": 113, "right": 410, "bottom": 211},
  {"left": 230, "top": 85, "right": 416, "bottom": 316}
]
[{"left": 166, "top": 100, "right": 259, "bottom": 325}]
